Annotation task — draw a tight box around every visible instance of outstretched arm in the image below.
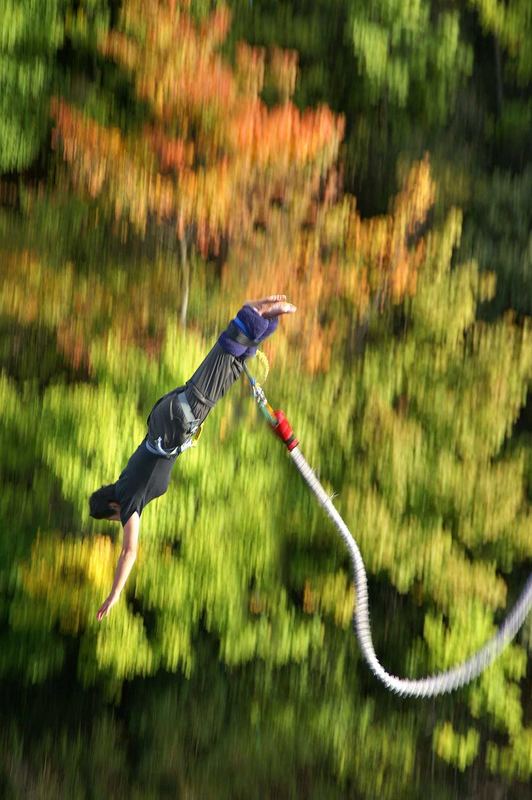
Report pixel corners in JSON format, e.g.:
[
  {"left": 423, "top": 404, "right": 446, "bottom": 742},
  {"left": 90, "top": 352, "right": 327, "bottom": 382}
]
[
  {"left": 97, "top": 512, "right": 140, "bottom": 621},
  {"left": 184, "top": 296, "right": 296, "bottom": 421}
]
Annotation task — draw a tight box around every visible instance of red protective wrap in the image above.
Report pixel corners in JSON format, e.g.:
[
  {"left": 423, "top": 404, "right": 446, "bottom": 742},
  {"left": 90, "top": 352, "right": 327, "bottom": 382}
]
[{"left": 272, "top": 410, "right": 299, "bottom": 451}]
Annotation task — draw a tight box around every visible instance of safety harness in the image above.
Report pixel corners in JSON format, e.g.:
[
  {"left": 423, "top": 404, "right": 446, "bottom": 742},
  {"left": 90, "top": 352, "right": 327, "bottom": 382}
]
[
  {"left": 146, "top": 317, "right": 260, "bottom": 459},
  {"left": 145, "top": 391, "right": 202, "bottom": 458}
]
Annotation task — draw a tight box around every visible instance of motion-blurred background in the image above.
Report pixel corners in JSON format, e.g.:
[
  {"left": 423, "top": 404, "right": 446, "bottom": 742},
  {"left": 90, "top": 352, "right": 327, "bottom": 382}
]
[{"left": 0, "top": 1, "right": 530, "bottom": 797}]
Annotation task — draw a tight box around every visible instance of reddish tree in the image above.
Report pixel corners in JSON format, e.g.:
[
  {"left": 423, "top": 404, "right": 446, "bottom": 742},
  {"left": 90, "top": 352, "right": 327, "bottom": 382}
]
[
  {"left": 51, "top": 0, "right": 343, "bottom": 327},
  {"left": 232, "top": 158, "right": 435, "bottom": 373}
]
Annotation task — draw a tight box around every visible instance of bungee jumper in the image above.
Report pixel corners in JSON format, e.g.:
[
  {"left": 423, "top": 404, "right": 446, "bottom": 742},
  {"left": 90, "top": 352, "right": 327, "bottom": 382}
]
[
  {"left": 91, "top": 297, "right": 532, "bottom": 697},
  {"left": 90, "top": 295, "right": 296, "bottom": 621}
]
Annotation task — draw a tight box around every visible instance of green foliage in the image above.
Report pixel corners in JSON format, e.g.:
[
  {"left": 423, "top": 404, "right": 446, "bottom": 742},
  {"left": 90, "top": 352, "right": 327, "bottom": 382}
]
[
  {"left": 1, "top": 194, "right": 530, "bottom": 790},
  {"left": 460, "top": 166, "right": 532, "bottom": 317},
  {"left": 0, "top": 1, "right": 111, "bottom": 173},
  {"left": 0, "top": 0, "right": 531, "bottom": 793},
  {"left": 229, "top": 0, "right": 476, "bottom": 212},
  {"left": 64, "top": 0, "right": 110, "bottom": 49},
  {"left": 333, "top": 209, "right": 532, "bottom": 772},
  {"left": 229, "top": 0, "right": 350, "bottom": 109},
  {"left": 124, "top": 668, "right": 419, "bottom": 800},
  {"left": 346, "top": 0, "right": 472, "bottom": 123},
  {"left": 0, "top": 0, "right": 64, "bottom": 171},
  {"left": 0, "top": 713, "right": 132, "bottom": 799},
  {"left": 231, "top": 0, "right": 473, "bottom": 125},
  {"left": 434, "top": 722, "right": 480, "bottom": 771},
  {"left": 469, "top": 0, "right": 532, "bottom": 82}
]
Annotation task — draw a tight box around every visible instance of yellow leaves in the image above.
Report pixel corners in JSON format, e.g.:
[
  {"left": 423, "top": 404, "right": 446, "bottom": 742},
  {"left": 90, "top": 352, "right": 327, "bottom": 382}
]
[
  {"left": 393, "top": 156, "right": 435, "bottom": 240},
  {"left": 348, "top": 477, "right": 508, "bottom": 612},
  {"left": 17, "top": 533, "right": 115, "bottom": 636},
  {"left": 0, "top": 249, "right": 99, "bottom": 332},
  {"left": 437, "top": 453, "right": 528, "bottom": 549},
  {"left": 344, "top": 157, "right": 435, "bottom": 308},
  {"left": 268, "top": 47, "right": 298, "bottom": 102},
  {"left": 101, "top": 30, "right": 142, "bottom": 71},
  {"left": 1, "top": 239, "right": 211, "bottom": 381},
  {"left": 468, "top": 655, "right": 527, "bottom": 738},
  {"left": 0, "top": 250, "right": 102, "bottom": 371},
  {"left": 0, "top": 250, "right": 42, "bottom": 324},
  {"left": 486, "top": 728, "right": 532, "bottom": 780},
  {"left": 155, "top": 614, "right": 194, "bottom": 675},
  {"left": 425, "top": 556, "right": 507, "bottom": 616},
  {"left": 302, "top": 571, "right": 355, "bottom": 628},
  {"left": 12, "top": 532, "right": 156, "bottom": 684},
  {"left": 94, "top": 608, "right": 153, "bottom": 679},
  {"left": 434, "top": 722, "right": 480, "bottom": 771},
  {"left": 236, "top": 43, "right": 265, "bottom": 97}
]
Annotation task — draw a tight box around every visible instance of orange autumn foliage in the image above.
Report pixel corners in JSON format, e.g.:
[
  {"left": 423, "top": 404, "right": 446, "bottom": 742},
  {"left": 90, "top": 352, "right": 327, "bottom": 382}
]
[
  {"left": 52, "top": 0, "right": 343, "bottom": 259},
  {"left": 231, "top": 159, "right": 435, "bottom": 373},
  {"left": 50, "top": 1, "right": 433, "bottom": 374},
  {"left": 345, "top": 157, "right": 435, "bottom": 308}
]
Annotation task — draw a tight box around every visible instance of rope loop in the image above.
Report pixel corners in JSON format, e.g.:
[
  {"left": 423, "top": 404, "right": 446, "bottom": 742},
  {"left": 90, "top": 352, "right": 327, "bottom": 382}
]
[{"left": 243, "top": 366, "right": 532, "bottom": 698}]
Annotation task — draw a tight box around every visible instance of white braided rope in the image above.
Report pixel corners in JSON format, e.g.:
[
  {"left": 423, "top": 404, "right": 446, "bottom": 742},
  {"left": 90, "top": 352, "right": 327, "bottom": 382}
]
[{"left": 290, "top": 446, "right": 532, "bottom": 698}]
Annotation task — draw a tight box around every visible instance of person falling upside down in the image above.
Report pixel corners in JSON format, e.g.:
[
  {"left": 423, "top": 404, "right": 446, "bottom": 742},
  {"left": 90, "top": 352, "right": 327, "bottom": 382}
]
[{"left": 90, "top": 296, "right": 296, "bottom": 621}]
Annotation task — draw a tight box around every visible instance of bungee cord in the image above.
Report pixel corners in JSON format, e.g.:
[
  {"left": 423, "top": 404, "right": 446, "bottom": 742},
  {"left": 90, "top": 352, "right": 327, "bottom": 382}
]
[{"left": 243, "top": 362, "right": 532, "bottom": 698}]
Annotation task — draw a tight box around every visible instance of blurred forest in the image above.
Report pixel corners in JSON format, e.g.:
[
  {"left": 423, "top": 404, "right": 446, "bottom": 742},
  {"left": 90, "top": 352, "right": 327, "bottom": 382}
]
[{"left": 0, "top": 1, "right": 531, "bottom": 798}]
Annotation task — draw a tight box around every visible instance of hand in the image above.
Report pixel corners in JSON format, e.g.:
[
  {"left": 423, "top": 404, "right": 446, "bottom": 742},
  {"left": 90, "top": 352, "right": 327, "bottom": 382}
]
[
  {"left": 97, "top": 593, "right": 119, "bottom": 622},
  {"left": 247, "top": 295, "right": 297, "bottom": 319}
]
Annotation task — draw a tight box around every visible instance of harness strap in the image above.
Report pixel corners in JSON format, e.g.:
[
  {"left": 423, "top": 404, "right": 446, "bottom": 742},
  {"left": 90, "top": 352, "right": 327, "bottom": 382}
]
[
  {"left": 146, "top": 435, "right": 197, "bottom": 458},
  {"left": 226, "top": 319, "right": 261, "bottom": 347},
  {"left": 185, "top": 380, "right": 216, "bottom": 409},
  {"left": 174, "top": 391, "right": 200, "bottom": 433}
]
